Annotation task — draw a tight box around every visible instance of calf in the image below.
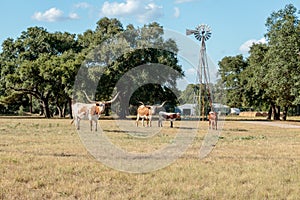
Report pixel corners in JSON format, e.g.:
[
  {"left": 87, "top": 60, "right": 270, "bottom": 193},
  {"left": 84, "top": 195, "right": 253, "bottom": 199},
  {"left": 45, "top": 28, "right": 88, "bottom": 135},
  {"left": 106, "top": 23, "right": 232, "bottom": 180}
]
[
  {"left": 71, "top": 92, "right": 119, "bottom": 131},
  {"left": 158, "top": 111, "right": 181, "bottom": 128},
  {"left": 208, "top": 111, "right": 218, "bottom": 130},
  {"left": 136, "top": 101, "right": 166, "bottom": 127}
]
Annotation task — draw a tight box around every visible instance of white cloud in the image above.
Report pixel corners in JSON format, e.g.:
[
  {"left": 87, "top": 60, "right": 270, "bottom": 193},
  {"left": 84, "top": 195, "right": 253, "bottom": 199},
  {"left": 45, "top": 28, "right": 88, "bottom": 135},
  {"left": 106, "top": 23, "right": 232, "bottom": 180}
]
[
  {"left": 174, "top": 7, "right": 180, "bottom": 18},
  {"left": 74, "top": 2, "right": 91, "bottom": 9},
  {"left": 32, "top": 7, "right": 79, "bottom": 22},
  {"left": 174, "top": 0, "right": 197, "bottom": 4},
  {"left": 101, "top": 0, "right": 163, "bottom": 23},
  {"left": 69, "top": 13, "right": 80, "bottom": 20},
  {"left": 239, "top": 37, "right": 266, "bottom": 54},
  {"left": 73, "top": 2, "right": 96, "bottom": 18},
  {"left": 102, "top": 0, "right": 140, "bottom": 16},
  {"left": 138, "top": 3, "right": 163, "bottom": 23}
]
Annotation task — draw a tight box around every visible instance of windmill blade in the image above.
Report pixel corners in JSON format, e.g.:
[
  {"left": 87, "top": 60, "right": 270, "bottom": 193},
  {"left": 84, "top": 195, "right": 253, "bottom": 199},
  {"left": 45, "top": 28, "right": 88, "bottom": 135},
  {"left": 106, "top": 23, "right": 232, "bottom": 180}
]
[{"left": 186, "top": 29, "right": 196, "bottom": 36}]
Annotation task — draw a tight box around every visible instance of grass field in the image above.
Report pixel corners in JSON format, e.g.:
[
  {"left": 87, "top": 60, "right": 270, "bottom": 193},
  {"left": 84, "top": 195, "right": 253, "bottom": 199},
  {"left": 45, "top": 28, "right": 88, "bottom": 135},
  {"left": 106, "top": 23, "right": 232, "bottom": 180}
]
[{"left": 0, "top": 117, "right": 299, "bottom": 199}]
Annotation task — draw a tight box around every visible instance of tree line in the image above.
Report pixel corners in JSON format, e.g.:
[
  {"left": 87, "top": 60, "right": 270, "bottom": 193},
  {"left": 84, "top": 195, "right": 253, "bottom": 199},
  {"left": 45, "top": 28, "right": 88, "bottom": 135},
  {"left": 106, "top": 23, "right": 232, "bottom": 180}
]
[
  {"left": 1, "top": 4, "right": 299, "bottom": 120},
  {"left": 217, "top": 4, "right": 300, "bottom": 120},
  {"left": 0, "top": 18, "right": 183, "bottom": 118}
]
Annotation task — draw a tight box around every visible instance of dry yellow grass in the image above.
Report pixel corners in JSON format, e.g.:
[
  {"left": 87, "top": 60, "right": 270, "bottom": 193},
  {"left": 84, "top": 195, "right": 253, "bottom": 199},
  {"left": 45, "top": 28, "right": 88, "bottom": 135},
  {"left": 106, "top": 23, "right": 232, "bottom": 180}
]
[{"left": 0, "top": 117, "right": 299, "bottom": 199}]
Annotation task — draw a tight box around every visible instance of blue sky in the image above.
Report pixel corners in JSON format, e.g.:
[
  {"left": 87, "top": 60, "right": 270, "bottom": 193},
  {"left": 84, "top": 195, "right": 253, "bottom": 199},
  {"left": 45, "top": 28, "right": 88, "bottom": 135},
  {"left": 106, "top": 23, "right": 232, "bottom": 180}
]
[{"left": 1, "top": 0, "right": 299, "bottom": 85}]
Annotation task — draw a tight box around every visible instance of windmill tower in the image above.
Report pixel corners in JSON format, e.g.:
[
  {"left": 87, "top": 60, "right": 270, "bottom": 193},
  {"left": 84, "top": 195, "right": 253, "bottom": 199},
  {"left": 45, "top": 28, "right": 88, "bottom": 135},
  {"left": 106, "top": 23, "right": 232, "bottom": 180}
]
[{"left": 186, "top": 24, "right": 213, "bottom": 120}]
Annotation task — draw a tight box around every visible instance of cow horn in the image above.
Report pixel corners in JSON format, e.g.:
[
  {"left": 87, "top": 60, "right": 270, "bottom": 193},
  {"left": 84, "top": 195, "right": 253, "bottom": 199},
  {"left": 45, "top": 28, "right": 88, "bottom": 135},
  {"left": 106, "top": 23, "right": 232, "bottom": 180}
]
[
  {"left": 83, "top": 91, "right": 96, "bottom": 103},
  {"left": 105, "top": 92, "right": 119, "bottom": 104},
  {"left": 138, "top": 101, "right": 144, "bottom": 105},
  {"left": 156, "top": 101, "right": 167, "bottom": 108}
]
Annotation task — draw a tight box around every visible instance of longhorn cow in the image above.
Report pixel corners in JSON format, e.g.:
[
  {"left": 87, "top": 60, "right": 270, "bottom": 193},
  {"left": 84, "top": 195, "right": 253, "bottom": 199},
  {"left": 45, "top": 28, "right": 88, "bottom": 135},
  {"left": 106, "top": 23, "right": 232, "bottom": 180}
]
[
  {"left": 136, "top": 101, "right": 166, "bottom": 127},
  {"left": 158, "top": 111, "right": 181, "bottom": 128},
  {"left": 71, "top": 92, "right": 119, "bottom": 131},
  {"left": 208, "top": 111, "right": 218, "bottom": 130}
]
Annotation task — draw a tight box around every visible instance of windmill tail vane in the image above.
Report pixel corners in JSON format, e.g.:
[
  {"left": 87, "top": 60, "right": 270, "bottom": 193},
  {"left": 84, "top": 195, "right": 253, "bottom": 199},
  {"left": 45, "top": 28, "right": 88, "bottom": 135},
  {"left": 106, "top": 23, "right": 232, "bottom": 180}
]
[{"left": 186, "top": 29, "right": 196, "bottom": 36}]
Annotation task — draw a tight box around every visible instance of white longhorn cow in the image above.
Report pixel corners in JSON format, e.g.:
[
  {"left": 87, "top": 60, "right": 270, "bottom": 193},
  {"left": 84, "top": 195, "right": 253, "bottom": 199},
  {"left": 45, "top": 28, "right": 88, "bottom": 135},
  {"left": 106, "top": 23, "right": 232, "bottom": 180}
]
[
  {"left": 158, "top": 111, "right": 181, "bottom": 128},
  {"left": 71, "top": 92, "right": 119, "bottom": 131}
]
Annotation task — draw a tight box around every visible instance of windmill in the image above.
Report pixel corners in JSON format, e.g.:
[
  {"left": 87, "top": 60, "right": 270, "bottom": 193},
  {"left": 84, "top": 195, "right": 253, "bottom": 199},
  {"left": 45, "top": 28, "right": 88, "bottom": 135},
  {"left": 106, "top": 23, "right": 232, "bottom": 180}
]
[{"left": 186, "top": 24, "right": 213, "bottom": 120}]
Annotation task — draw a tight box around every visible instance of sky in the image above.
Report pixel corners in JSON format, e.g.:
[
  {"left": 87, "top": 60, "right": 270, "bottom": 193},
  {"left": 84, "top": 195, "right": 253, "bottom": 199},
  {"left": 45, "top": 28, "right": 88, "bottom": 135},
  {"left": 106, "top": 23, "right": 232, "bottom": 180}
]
[{"left": 1, "top": 0, "right": 299, "bottom": 86}]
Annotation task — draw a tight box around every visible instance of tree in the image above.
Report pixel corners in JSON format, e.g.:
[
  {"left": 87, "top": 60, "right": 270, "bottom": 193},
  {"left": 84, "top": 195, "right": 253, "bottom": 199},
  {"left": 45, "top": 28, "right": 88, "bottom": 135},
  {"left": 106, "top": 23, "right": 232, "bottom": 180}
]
[
  {"left": 246, "top": 43, "right": 275, "bottom": 118},
  {"left": 76, "top": 21, "right": 184, "bottom": 118},
  {"left": 1, "top": 18, "right": 184, "bottom": 118},
  {"left": 179, "top": 84, "right": 197, "bottom": 104},
  {"left": 217, "top": 55, "right": 248, "bottom": 108},
  {"left": 0, "top": 27, "right": 81, "bottom": 118},
  {"left": 217, "top": 4, "right": 300, "bottom": 120},
  {"left": 264, "top": 4, "right": 300, "bottom": 120}
]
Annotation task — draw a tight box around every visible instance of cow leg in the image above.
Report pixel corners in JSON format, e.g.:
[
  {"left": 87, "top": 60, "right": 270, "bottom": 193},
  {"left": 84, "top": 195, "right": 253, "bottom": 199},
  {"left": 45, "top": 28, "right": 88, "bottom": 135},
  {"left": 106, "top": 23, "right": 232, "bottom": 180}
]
[
  {"left": 95, "top": 120, "right": 98, "bottom": 131},
  {"left": 170, "top": 121, "right": 173, "bottom": 128},
  {"left": 77, "top": 112, "right": 86, "bottom": 130},
  {"left": 76, "top": 118, "right": 80, "bottom": 130},
  {"left": 158, "top": 119, "right": 162, "bottom": 127},
  {"left": 136, "top": 114, "right": 139, "bottom": 127},
  {"left": 149, "top": 116, "right": 152, "bottom": 127}
]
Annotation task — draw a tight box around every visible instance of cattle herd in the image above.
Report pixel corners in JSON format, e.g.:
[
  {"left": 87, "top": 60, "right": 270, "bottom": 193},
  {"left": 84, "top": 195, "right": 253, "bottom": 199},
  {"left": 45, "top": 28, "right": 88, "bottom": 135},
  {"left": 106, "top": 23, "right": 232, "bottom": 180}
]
[{"left": 71, "top": 92, "right": 218, "bottom": 131}]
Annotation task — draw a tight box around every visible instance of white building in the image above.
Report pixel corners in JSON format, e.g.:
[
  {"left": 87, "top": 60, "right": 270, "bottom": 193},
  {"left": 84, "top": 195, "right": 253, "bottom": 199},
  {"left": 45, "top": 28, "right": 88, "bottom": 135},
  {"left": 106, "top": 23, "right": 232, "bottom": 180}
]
[
  {"left": 176, "top": 103, "right": 230, "bottom": 116},
  {"left": 176, "top": 104, "right": 196, "bottom": 116}
]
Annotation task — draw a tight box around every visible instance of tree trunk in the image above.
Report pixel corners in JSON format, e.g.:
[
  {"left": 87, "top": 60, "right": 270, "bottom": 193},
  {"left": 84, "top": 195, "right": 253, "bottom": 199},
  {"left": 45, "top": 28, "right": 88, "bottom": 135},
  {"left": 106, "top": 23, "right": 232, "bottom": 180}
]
[
  {"left": 29, "top": 94, "right": 33, "bottom": 113},
  {"left": 271, "top": 103, "right": 276, "bottom": 120},
  {"left": 42, "top": 97, "right": 51, "bottom": 118},
  {"left": 56, "top": 102, "right": 66, "bottom": 118},
  {"left": 39, "top": 104, "right": 44, "bottom": 116},
  {"left": 57, "top": 105, "right": 62, "bottom": 118},
  {"left": 282, "top": 106, "right": 288, "bottom": 121},
  {"left": 267, "top": 104, "right": 272, "bottom": 120},
  {"left": 68, "top": 97, "right": 73, "bottom": 119},
  {"left": 275, "top": 106, "right": 281, "bottom": 120},
  {"left": 105, "top": 104, "right": 110, "bottom": 116},
  {"left": 118, "top": 102, "right": 127, "bottom": 119},
  {"left": 62, "top": 101, "right": 67, "bottom": 118}
]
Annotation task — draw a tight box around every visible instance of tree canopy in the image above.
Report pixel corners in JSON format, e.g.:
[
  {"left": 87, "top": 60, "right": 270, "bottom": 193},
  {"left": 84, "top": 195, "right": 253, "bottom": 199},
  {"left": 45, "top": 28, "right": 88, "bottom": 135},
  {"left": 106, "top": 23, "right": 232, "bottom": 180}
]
[
  {"left": 217, "top": 4, "right": 300, "bottom": 120},
  {"left": 0, "top": 18, "right": 183, "bottom": 118}
]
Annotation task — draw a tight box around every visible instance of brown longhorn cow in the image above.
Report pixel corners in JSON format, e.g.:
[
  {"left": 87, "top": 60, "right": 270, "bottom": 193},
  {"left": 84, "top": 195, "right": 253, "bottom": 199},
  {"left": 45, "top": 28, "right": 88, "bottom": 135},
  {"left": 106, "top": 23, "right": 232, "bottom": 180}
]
[
  {"left": 136, "top": 101, "right": 166, "bottom": 127},
  {"left": 208, "top": 111, "right": 218, "bottom": 130}
]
